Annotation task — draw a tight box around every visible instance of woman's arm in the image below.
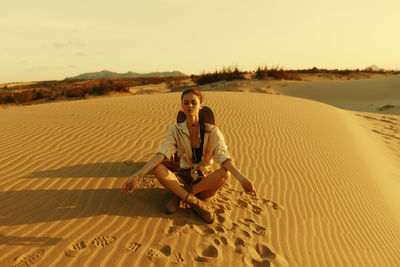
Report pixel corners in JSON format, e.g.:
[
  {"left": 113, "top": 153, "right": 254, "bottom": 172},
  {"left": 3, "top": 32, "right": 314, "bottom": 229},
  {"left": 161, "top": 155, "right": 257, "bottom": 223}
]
[
  {"left": 121, "top": 153, "right": 165, "bottom": 195},
  {"left": 209, "top": 126, "right": 257, "bottom": 196},
  {"left": 122, "top": 124, "right": 177, "bottom": 195},
  {"left": 131, "top": 153, "right": 165, "bottom": 179},
  {"left": 222, "top": 159, "right": 257, "bottom": 196}
]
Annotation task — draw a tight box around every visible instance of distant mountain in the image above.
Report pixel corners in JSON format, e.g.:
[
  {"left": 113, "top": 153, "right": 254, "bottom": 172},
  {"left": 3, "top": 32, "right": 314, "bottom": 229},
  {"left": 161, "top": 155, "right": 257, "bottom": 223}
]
[{"left": 65, "top": 70, "right": 187, "bottom": 80}]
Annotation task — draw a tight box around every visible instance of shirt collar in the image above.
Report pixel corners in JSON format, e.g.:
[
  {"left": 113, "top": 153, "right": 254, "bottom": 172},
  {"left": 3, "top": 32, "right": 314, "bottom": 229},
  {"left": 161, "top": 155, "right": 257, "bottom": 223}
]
[
  {"left": 176, "top": 121, "right": 212, "bottom": 136},
  {"left": 176, "top": 121, "right": 190, "bottom": 136}
]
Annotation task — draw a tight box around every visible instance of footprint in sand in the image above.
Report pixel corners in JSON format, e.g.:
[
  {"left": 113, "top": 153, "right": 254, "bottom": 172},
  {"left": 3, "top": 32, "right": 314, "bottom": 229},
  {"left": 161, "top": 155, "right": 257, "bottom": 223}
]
[
  {"left": 214, "top": 208, "right": 225, "bottom": 215},
  {"left": 203, "top": 227, "right": 217, "bottom": 235},
  {"left": 215, "top": 193, "right": 232, "bottom": 205},
  {"left": 65, "top": 241, "right": 89, "bottom": 257},
  {"left": 202, "top": 245, "right": 219, "bottom": 258},
  {"left": 237, "top": 199, "right": 248, "bottom": 208},
  {"left": 251, "top": 204, "right": 264, "bottom": 215},
  {"left": 255, "top": 243, "right": 276, "bottom": 260},
  {"left": 216, "top": 214, "right": 226, "bottom": 224},
  {"left": 234, "top": 237, "right": 246, "bottom": 253},
  {"left": 145, "top": 245, "right": 174, "bottom": 263},
  {"left": 12, "top": 249, "right": 45, "bottom": 267},
  {"left": 166, "top": 226, "right": 183, "bottom": 235},
  {"left": 240, "top": 229, "right": 252, "bottom": 238},
  {"left": 164, "top": 220, "right": 191, "bottom": 235},
  {"left": 126, "top": 242, "right": 142, "bottom": 252},
  {"left": 243, "top": 257, "right": 271, "bottom": 267},
  {"left": 146, "top": 248, "right": 161, "bottom": 259},
  {"left": 239, "top": 218, "right": 254, "bottom": 227},
  {"left": 239, "top": 218, "right": 267, "bottom": 236},
  {"left": 215, "top": 226, "right": 225, "bottom": 233},
  {"left": 215, "top": 204, "right": 225, "bottom": 210},
  {"left": 216, "top": 199, "right": 231, "bottom": 207},
  {"left": 219, "top": 195, "right": 230, "bottom": 202},
  {"left": 91, "top": 235, "right": 116, "bottom": 248},
  {"left": 252, "top": 224, "right": 267, "bottom": 236},
  {"left": 251, "top": 243, "right": 291, "bottom": 267},
  {"left": 241, "top": 243, "right": 281, "bottom": 267},
  {"left": 172, "top": 252, "right": 185, "bottom": 263},
  {"left": 195, "top": 245, "right": 219, "bottom": 263},
  {"left": 262, "top": 199, "right": 284, "bottom": 210},
  {"left": 160, "top": 245, "right": 172, "bottom": 256},
  {"left": 216, "top": 214, "right": 234, "bottom": 229},
  {"left": 244, "top": 218, "right": 255, "bottom": 223},
  {"left": 219, "top": 236, "right": 228, "bottom": 246}
]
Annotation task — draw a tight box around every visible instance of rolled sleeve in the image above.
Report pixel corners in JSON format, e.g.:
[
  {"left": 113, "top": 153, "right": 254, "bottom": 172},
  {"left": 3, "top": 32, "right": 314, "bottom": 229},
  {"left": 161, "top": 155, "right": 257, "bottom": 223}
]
[
  {"left": 210, "top": 127, "right": 231, "bottom": 165},
  {"left": 157, "top": 125, "right": 177, "bottom": 160}
]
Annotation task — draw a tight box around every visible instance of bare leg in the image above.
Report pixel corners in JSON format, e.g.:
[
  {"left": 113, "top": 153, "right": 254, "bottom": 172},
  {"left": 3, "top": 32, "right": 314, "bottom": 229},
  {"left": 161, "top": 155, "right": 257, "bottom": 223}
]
[
  {"left": 154, "top": 164, "right": 215, "bottom": 223},
  {"left": 153, "top": 164, "right": 189, "bottom": 200},
  {"left": 191, "top": 168, "right": 228, "bottom": 200}
]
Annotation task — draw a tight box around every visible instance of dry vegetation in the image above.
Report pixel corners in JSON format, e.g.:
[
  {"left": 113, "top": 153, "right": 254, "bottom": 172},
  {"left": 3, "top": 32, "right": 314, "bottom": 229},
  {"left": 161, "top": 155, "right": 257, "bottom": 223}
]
[
  {"left": 255, "top": 66, "right": 301, "bottom": 80},
  {"left": 2, "top": 66, "right": 399, "bottom": 106},
  {"left": 192, "top": 66, "right": 400, "bottom": 85},
  {"left": 191, "top": 66, "right": 246, "bottom": 85},
  {"left": 0, "top": 76, "right": 186, "bottom": 105}
]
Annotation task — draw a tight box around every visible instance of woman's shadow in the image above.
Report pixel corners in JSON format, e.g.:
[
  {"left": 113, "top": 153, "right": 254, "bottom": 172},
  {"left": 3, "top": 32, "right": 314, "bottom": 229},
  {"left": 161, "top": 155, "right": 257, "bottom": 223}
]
[
  {"left": 22, "top": 161, "right": 147, "bottom": 179},
  {"left": 1, "top": 162, "right": 201, "bottom": 227}
]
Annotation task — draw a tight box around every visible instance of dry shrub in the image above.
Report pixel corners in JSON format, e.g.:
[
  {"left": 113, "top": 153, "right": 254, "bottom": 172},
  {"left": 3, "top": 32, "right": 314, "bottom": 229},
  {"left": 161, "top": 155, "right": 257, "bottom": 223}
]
[
  {"left": 1, "top": 76, "right": 188, "bottom": 105},
  {"left": 255, "top": 66, "right": 301, "bottom": 80},
  {"left": 194, "top": 66, "right": 246, "bottom": 85},
  {"left": 35, "top": 89, "right": 53, "bottom": 99},
  {"left": 167, "top": 79, "right": 182, "bottom": 90},
  {"left": 255, "top": 66, "right": 269, "bottom": 79},
  {"left": 14, "top": 90, "right": 37, "bottom": 103},
  {"left": 109, "top": 79, "right": 130, "bottom": 92},
  {"left": 65, "top": 88, "right": 84, "bottom": 98},
  {"left": 92, "top": 80, "right": 110, "bottom": 95},
  {"left": 0, "top": 93, "right": 13, "bottom": 104},
  {"left": 84, "top": 79, "right": 130, "bottom": 95}
]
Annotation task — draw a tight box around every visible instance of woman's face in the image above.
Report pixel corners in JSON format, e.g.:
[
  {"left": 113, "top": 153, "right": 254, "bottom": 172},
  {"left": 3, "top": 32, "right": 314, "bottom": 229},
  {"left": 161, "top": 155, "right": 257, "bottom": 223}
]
[{"left": 181, "top": 93, "right": 202, "bottom": 117}]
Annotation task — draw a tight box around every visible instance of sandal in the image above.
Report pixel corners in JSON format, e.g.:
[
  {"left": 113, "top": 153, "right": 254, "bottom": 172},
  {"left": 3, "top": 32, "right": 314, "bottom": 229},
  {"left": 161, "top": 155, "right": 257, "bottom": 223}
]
[
  {"left": 183, "top": 193, "right": 214, "bottom": 224},
  {"left": 166, "top": 194, "right": 181, "bottom": 214}
]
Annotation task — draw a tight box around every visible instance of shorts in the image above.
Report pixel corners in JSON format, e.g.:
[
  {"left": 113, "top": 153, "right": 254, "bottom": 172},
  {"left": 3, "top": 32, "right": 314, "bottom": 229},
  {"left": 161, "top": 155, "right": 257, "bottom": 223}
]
[{"left": 176, "top": 168, "right": 205, "bottom": 189}]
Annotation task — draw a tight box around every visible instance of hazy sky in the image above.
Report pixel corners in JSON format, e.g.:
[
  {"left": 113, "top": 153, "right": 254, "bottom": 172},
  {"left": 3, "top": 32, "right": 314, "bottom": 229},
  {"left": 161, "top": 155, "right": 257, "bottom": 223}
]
[{"left": 1, "top": 0, "right": 399, "bottom": 83}]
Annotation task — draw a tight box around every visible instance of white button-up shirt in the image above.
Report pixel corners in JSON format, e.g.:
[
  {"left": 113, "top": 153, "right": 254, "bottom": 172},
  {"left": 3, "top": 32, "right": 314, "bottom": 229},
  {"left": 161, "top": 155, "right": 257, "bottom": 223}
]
[{"left": 157, "top": 121, "right": 231, "bottom": 175}]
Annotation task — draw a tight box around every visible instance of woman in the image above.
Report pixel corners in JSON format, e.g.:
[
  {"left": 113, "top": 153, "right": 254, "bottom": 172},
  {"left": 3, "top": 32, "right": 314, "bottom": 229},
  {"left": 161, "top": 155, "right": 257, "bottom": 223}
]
[{"left": 121, "top": 89, "right": 256, "bottom": 224}]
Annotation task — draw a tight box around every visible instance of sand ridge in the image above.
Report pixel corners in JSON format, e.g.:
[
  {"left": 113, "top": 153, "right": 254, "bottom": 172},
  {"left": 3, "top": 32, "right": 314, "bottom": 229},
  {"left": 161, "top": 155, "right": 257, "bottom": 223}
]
[
  {"left": 0, "top": 92, "right": 399, "bottom": 266},
  {"left": 278, "top": 74, "right": 400, "bottom": 115}
]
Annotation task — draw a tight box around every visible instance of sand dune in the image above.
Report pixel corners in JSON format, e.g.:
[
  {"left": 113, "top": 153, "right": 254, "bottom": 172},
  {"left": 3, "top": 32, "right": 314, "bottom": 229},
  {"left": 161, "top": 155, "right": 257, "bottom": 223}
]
[
  {"left": 277, "top": 74, "right": 400, "bottom": 115},
  {"left": 0, "top": 92, "right": 399, "bottom": 266}
]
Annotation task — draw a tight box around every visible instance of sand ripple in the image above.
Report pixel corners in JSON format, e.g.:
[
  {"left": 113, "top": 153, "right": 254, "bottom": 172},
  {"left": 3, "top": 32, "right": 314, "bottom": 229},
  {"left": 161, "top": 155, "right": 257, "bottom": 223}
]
[{"left": 0, "top": 92, "right": 399, "bottom": 266}]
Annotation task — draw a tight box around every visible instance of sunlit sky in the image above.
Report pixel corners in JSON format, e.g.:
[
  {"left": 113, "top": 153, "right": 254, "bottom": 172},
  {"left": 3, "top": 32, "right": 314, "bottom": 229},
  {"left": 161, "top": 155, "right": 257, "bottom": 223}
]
[{"left": 1, "top": 0, "right": 399, "bottom": 83}]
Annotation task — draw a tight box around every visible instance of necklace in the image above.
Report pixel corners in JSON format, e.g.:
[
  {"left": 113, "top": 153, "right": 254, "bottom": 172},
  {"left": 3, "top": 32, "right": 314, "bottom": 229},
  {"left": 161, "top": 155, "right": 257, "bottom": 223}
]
[
  {"left": 188, "top": 123, "right": 200, "bottom": 148},
  {"left": 191, "top": 124, "right": 203, "bottom": 163}
]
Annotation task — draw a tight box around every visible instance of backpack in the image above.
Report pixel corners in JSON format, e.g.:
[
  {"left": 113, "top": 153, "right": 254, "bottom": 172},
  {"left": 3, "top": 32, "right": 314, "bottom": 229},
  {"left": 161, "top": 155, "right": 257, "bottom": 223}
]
[{"left": 163, "top": 106, "right": 215, "bottom": 172}]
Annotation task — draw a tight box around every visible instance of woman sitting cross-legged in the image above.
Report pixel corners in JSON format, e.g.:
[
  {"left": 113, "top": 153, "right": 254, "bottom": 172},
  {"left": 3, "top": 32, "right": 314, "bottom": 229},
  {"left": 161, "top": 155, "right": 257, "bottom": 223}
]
[{"left": 121, "top": 88, "right": 256, "bottom": 224}]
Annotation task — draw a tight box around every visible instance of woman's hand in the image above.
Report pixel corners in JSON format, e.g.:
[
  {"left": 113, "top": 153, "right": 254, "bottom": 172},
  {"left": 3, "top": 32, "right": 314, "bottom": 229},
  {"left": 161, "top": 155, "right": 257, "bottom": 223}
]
[
  {"left": 238, "top": 175, "right": 257, "bottom": 197},
  {"left": 121, "top": 175, "right": 139, "bottom": 195},
  {"left": 222, "top": 160, "right": 257, "bottom": 197}
]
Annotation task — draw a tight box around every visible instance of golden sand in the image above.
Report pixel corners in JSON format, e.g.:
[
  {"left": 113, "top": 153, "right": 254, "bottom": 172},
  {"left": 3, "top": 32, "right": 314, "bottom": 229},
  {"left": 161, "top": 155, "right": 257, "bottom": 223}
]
[{"left": 0, "top": 77, "right": 399, "bottom": 266}]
